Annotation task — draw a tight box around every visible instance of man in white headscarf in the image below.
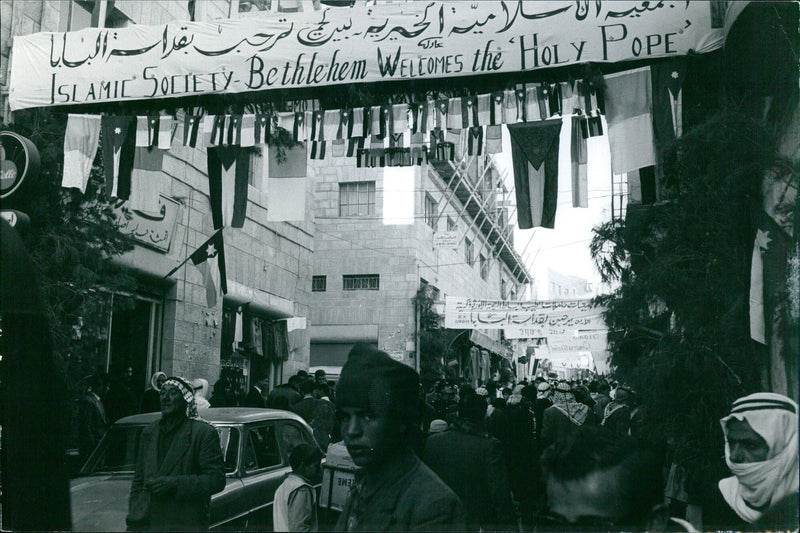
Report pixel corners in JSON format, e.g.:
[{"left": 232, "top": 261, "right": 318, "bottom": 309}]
[{"left": 716, "top": 392, "right": 798, "bottom": 530}]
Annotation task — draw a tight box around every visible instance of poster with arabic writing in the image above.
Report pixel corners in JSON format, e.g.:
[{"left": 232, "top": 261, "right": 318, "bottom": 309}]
[
  {"left": 444, "top": 296, "right": 605, "bottom": 330},
  {"left": 8, "top": 1, "right": 743, "bottom": 110}
]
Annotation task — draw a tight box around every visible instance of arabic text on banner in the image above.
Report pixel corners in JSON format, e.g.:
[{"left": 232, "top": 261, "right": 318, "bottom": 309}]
[
  {"left": 444, "top": 296, "right": 606, "bottom": 330},
  {"left": 9, "top": 1, "right": 735, "bottom": 110}
]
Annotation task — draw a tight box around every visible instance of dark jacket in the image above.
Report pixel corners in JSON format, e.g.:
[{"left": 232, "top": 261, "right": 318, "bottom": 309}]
[
  {"left": 127, "top": 417, "right": 226, "bottom": 531},
  {"left": 291, "top": 396, "right": 338, "bottom": 450},
  {"left": 601, "top": 403, "right": 632, "bottom": 437},
  {"left": 335, "top": 449, "right": 465, "bottom": 532},
  {"left": 423, "top": 420, "right": 516, "bottom": 532},
  {"left": 540, "top": 404, "right": 594, "bottom": 449},
  {"left": 242, "top": 386, "right": 266, "bottom": 408}
]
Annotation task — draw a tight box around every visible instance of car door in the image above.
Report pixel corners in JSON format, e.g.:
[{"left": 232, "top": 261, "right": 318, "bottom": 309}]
[
  {"left": 240, "top": 421, "right": 291, "bottom": 529},
  {"left": 209, "top": 425, "right": 247, "bottom": 531}
]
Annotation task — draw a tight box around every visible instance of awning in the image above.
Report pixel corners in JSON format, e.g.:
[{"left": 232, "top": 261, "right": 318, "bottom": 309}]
[{"left": 469, "top": 330, "right": 512, "bottom": 360}]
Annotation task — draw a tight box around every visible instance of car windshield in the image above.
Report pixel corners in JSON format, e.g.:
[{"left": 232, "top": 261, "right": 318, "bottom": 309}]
[{"left": 80, "top": 424, "right": 240, "bottom": 475}]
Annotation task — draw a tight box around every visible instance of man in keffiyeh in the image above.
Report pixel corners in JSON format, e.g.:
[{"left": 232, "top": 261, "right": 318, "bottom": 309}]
[
  {"left": 127, "top": 376, "right": 225, "bottom": 531},
  {"left": 540, "top": 381, "right": 594, "bottom": 449},
  {"left": 714, "top": 392, "right": 798, "bottom": 530}
]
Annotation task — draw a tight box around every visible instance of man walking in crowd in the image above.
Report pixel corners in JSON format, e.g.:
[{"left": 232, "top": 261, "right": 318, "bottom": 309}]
[
  {"left": 591, "top": 381, "right": 612, "bottom": 421},
  {"left": 601, "top": 385, "right": 635, "bottom": 436},
  {"left": 702, "top": 392, "right": 798, "bottom": 531},
  {"left": 273, "top": 443, "right": 323, "bottom": 532},
  {"left": 533, "top": 381, "right": 552, "bottom": 437},
  {"left": 540, "top": 381, "right": 594, "bottom": 448},
  {"left": 268, "top": 374, "right": 304, "bottom": 407},
  {"left": 79, "top": 372, "right": 109, "bottom": 462},
  {"left": 243, "top": 377, "right": 269, "bottom": 408},
  {"left": 334, "top": 344, "right": 465, "bottom": 531},
  {"left": 127, "top": 377, "right": 225, "bottom": 531},
  {"left": 423, "top": 390, "right": 517, "bottom": 532},
  {"left": 292, "top": 378, "right": 338, "bottom": 450}
]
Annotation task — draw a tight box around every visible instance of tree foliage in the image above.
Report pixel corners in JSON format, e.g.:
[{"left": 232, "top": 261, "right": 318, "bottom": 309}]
[
  {"left": 590, "top": 112, "right": 798, "bottom": 479},
  {"left": 4, "top": 110, "right": 138, "bottom": 404}
]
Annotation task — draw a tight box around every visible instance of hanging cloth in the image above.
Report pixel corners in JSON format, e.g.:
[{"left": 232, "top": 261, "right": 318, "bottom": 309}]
[
  {"left": 570, "top": 116, "right": 588, "bottom": 208},
  {"left": 101, "top": 115, "right": 136, "bottom": 199},
  {"left": 508, "top": 119, "right": 563, "bottom": 229},
  {"left": 62, "top": 114, "right": 101, "bottom": 193},
  {"left": 604, "top": 67, "right": 657, "bottom": 174}
]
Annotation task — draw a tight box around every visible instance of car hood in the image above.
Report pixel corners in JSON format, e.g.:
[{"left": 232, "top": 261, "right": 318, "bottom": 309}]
[{"left": 70, "top": 474, "right": 132, "bottom": 532}]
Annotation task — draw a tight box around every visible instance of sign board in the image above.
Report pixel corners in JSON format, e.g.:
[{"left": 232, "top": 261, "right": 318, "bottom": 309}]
[
  {"left": 433, "top": 231, "right": 460, "bottom": 250},
  {"left": 115, "top": 194, "right": 181, "bottom": 253},
  {"left": 0, "top": 131, "right": 40, "bottom": 201},
  {"left": 446, "top": 296, "right": 605, "bottom": 330},
  {"left": 8, "top": 1, "right": 740, "bottom": 110},
  {"left": 546, "top": 331, "right": 608, "bottom": 353}
]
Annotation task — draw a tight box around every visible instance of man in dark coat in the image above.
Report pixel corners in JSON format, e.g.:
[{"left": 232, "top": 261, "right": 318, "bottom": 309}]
[
  {"left": 601, "top": 386, "right": 634, "bottom": 437},
  {"left": 291, "top": 379, "right": 337, "bottom": 450},
  {"left": 334, "top": 344, "right": 465, "bottom": 531},
  {"left": 127, "top": 377, "right": 226, "bottom": 531},
  {"left": 423, "top": 391, "right": 517, "bottom": 532},
  {"left": 242, "top": 377, "right": 269, "bottom": 408}
]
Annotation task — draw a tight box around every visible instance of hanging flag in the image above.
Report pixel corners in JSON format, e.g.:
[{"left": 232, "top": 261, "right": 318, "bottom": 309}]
[
  {"left": 524, "top": 85, "right": 541, "bottom": 122},
  {"left": 310, "top": 140, "right": 326, "bottom": 159},
  {"left": 588, "top": 112, "right": 604, "bottom": 137},
  {"left": 267, "top": 143, "right": 307, "bottom": 222},
  {"left": 351, "top": 107, "right": 368, "bottom": 138},
  {"left": 129, "top": 147, "right": 163, "bottom": 215},
  {"left": 310, "top": 110, "right": 324, "bottom": 141},
  {"left": 226, "top": 115, "right": 243, "bottom": 146},
  {"left": 207, "top": 147, "right": 249, "bottom": 229},
  {"left": 604, "top": 67, "right": 656, "bottom": 174},
  {"left": 101, "top": 115, "right": 136, "bottom": 199},
  {"left": 293, "top": 111, "right": 308, "bottom": 142},
  {"left": 477, "top": 94, "right": 491, "bottom": 126},
  {"left": 490, "top": 92, "right": 504, "bottom": 125},
  {"left": 508, "top": 119, "right": 563, "bottom": 229},
  {"left": 411, "top": 102, "right": 429, "bottom": 133},
  {"left": 485, "top": 125, "right": 502, "bottom": 154},
  {"left": 651, "top": 58, "right": 686, "bottom": 146},
  {"left": 190, "top": 230, "right": 227, "bottom": 308},
  {"left": 548, "top": 83, "right": 563, "bottom": 116},
  {"left": 515, "top": 88, "right": 526, "bottom": 122},
  {"left": 157, "top": 116, "right": 173, "bottom": 149},
  {"left": 503, "top": 89, "right": 518, "bottom": 124},
  {"left": 276, "top": 111, "right": 294, "bottom": 135},
  {"left": 461, "top": 96, "right": 479, "bottom": 128},
  {"left": 435, "top": 98, "right": 449, "bottom": 129},
  {"left": 254, "top": 114, "right": 271, "bottom": 144},
  {"left": 410, "top": 132, "right": 426, "bottom": 164},
  {"left": 560, "top": 81, "right": 574, "bottom": 114},
  {"left": 445, "top": 129, "right": 463, "bottom": 161},
  {"left": 62, "top": 114, "right": 101, "bottom": 193},
  {"left": 446, "top": 97, "right": 462, "bottom": 130},
  {"left": 370, "top": 106, "right": 384, "bottom": 139},
  {"left": 536, "top": 84, "right": 550, "bottom": 119},
  {"left": 347, "top": 136, "right": 365, "bottom": 157},
  {"left": 467, "top": 126, "right": 483, "bottom": 156},
  {"left": 206, "top": 115, "right": 226, "bottom": 146},
  {"left": 183, "top": 114, "right": 202, "bottom": 147},
  {"left": 392, "top": 104, "right": 409, "bottom": 134},
  {"left": 240, "top": 114, "right": 256, "bottom": 147},
  {"left": 570, "top": 116, "right": 588, "bottom": 208},
  {"left": 331, "top": 139, "right": 346, "bottom": 158},
  {"left": 323, "top": 109, "right": 339, "bottom": 140},
  {"left": 338, "top": 108, "right": 351, "bottom": 139}
]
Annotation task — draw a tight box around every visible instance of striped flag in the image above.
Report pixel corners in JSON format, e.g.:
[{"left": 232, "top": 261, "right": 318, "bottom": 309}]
[{"left": 190, "top": 230, "right": 227, "bottom": 308}]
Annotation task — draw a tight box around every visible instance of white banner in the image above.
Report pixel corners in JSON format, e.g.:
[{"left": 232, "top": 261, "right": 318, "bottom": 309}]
[
  {"left": 445, "top": 296, "right": 605, "bottom": 330},
  {"left": 9, "top": 1, "right": 735, "bottom": 110},
  {"left": 547, "top": 331, "right": 608, "bottom": 353}
]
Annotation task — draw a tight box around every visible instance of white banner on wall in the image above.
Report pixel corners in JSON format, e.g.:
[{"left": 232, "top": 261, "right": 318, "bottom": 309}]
[
  {"left": 445, "top": 296, "right": 605, "bottom": 330},
  {"left": 9, "top": 1, "right": 736, "bottom": 110}
]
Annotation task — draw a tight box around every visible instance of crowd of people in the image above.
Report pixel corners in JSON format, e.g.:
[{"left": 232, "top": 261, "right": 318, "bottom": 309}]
[{"left": 80, "top": 346, "right": 796, "bottom": 532}]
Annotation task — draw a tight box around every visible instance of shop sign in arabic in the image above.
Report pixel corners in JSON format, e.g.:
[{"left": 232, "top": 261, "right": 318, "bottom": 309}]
[
  {"left": 445, "top": 296, "right": 605, "bottom": 330},
  {"left": 115, "top": 195, "right": 181, "bottom": 253},
  {"left": 9, "top": 1, "right": 732, "bottom": 110}
]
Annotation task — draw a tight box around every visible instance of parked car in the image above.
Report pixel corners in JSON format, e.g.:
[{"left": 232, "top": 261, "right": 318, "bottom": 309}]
[{"left": 70, "top": 408, "right": 322, "bottom": 531}]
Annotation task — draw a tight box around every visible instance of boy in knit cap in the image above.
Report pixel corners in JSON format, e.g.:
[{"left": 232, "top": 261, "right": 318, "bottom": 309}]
[{"left": 334, "top": 344, "right": 465, "bottom": 531}]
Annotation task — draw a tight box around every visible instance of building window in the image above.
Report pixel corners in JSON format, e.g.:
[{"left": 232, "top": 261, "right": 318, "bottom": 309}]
[
  {"left": 343, "top": 274, "right": 380, "bottom": 290},
  {"left": 480, "top": 254, "right": 488, "bottom": 280},
  {"left": 339, "top": 181, "right": 375, "bottom": 217},
  {"left": 312, "top": 276, "right": 327, "bottom": 292},
  {"left": 501, "top": 279, "right": 507, "bottom": 300},
  {"left": 465, "top": 238, "right": 474, "bottom": 266},
  {"left": 424, "top": 194, "right": 437, "bottom": 229},
  {"left": 447, "top": 216, "right": 456, "bottom": 232}
]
